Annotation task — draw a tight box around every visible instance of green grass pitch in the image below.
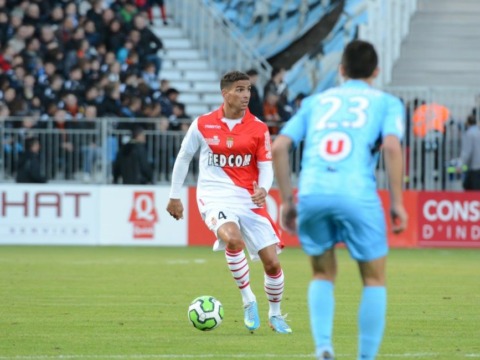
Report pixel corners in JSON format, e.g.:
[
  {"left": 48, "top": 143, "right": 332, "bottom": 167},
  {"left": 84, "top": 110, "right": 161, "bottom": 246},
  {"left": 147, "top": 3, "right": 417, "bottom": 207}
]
[{"left": 1, "top": 246, "right": 479, "bottom": 359}]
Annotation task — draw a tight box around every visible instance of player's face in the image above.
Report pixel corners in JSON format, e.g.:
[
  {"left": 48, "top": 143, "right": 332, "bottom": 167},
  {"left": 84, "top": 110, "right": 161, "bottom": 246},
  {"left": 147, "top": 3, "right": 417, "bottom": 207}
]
[{"left": 223, "top": 80, "right": 251, "bottom": 111}]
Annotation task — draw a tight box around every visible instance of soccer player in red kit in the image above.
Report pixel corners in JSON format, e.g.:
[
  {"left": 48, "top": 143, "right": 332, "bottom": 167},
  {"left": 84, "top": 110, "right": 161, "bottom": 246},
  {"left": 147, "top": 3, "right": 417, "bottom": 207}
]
[{"left": 166, "top": 71, "right": 291, "bottom": 334}]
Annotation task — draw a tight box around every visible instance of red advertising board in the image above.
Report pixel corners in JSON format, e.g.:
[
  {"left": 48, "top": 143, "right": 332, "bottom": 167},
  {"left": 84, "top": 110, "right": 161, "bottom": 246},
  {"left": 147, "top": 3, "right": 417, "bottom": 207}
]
[
  {"left": 187, "top": 187, "right": 418, "bottom": 248},
  {"left": 417, "top": 191, "right": 480, "bottom": 247}
]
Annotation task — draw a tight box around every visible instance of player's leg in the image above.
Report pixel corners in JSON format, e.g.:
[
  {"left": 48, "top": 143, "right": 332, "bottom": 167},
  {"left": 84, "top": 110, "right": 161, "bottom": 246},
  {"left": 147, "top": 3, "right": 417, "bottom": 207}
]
[
  {"left": 297, "top": 196, "right": 338, "bottom": 359},
  {"left": 239, "top": 207, "right": 290, "bottom": 333},
  {"left": 309, "top": 248, "right": 337, "bottom": 359},
  {"left": 343, "top": 197, "right": 388, "bottom": 360},
  {"left": 257, "top": 245, "right": 291, "bottom": 334},
  {"left": 217, "top": 221, "right": 257, "bottom": 306},
  {"left": 205, "top": 208, "right": 259, "bottom": 331},
  {"left": 357, "top": 256, "right": 387, "bottom": 360}
]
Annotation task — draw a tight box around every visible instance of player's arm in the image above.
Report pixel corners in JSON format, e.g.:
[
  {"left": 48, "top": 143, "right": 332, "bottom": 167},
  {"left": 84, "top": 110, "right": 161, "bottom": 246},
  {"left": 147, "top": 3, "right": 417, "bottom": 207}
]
[
  {"left": 382, "top": 97, "right": 407, "bottom": 233},
  {"left": 167, "top": 119, "right": 200, "bottom": 220},
  {"left": 251, "top": 161, "right": 273, "bottom": 207},
  {"left": 271, "top": 98, "right": 308, "bottom": 234},
  {"left": 272, "top": 135, "right": 296, "bottom": 234},
  {"left": 383, "top": 135, "right": 407, "bottom": 233}
]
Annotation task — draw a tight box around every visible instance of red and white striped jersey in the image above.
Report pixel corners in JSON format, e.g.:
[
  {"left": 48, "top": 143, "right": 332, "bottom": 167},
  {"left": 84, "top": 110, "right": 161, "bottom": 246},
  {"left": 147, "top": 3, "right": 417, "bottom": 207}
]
[{"left": 178, "top": 106, "right": 273, "bottom": 212}]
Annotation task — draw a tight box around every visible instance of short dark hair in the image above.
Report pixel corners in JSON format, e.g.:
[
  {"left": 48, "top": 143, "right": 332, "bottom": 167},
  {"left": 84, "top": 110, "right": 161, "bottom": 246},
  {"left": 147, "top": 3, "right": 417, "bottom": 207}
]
[
  {"left": 341, "top": 40, "right": 378, "bottom": 79},
  {"left": 165, "top": 88, "right": 179, "bottom": 97},
  {"left": 246, "top": 69, "right": 258, "bottom": 76},
  {"left": 220, "top": 71, "right": 249, "bottom": 90}
]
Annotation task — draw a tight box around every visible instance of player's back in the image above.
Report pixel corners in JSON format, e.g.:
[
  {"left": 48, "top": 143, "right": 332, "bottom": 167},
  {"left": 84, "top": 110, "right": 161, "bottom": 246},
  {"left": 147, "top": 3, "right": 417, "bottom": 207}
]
[{"left": 294, "top": 80, "right": 404, "bottom": 199}]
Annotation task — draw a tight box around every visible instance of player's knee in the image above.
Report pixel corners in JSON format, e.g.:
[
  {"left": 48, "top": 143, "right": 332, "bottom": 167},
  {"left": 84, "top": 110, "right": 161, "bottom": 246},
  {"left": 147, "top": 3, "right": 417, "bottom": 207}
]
[
  {"left": 219, "top": 224, "right": 244, "bottom": 251},
  {"left": 263, "top": 259, "right": 281, "bottom": 275},
  {"left": 362, "top": 275, "right": 385, "bottom": 287},
  {"left": 223, "top": 234, "right": 245, "bottom": 251}
]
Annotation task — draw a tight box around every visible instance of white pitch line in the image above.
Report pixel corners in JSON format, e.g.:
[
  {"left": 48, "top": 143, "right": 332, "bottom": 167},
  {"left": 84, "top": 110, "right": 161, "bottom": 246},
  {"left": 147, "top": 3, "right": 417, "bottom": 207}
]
[{"left": 1, "top": 353, "right": 479, "bottom": 359}]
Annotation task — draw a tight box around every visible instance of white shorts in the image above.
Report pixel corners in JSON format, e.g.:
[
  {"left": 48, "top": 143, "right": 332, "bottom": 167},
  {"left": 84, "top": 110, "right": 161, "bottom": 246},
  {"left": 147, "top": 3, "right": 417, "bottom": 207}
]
[{"left": 202, "top": 206, "right": 281, "bottom": 261}]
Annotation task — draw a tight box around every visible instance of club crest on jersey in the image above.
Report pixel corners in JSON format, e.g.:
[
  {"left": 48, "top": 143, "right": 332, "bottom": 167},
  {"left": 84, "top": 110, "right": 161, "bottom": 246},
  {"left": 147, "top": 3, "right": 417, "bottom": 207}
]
[{"left": 226, "top": 137, "right": 234, "bottom": 148}]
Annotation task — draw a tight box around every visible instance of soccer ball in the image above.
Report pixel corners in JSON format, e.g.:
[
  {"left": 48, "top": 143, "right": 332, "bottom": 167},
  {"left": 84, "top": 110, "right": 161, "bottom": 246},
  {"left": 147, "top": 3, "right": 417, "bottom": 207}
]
[{"left": 188, "top": 295, "right": 224, "bottom": 331}]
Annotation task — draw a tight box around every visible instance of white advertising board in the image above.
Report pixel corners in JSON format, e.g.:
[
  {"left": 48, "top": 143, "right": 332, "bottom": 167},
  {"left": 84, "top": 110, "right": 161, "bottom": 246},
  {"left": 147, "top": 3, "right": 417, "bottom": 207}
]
[
  {"left": 0, "top": 184, "right": 188, "bottom": 246},
  {"left": 99, "top": 186, "right": 187, "bottom": 246},
  {"left": 0, "top": 184, "right": 99, "bottom": 245}
]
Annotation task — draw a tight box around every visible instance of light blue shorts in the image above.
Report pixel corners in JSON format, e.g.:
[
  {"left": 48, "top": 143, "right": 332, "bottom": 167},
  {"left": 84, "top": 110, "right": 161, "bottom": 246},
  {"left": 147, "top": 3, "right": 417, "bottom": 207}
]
[{"left": 297, "top": 194, "right": 388, "bottom": 261}]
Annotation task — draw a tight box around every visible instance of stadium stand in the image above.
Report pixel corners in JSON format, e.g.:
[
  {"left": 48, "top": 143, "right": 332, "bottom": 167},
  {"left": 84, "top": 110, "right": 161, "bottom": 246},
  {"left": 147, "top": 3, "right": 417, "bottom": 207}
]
[{"left": 1, "top": 0, "right": 478, "bottom": 192}]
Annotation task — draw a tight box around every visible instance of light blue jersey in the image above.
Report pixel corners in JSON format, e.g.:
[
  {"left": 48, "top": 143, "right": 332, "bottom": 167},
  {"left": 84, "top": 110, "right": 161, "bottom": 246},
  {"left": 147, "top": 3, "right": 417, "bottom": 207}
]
[
  {"left": 281, "top": 80, "right": 405, "bottom": 261},
  {"left": 281, "top": 80, "right": 404, "bottom": 200}
]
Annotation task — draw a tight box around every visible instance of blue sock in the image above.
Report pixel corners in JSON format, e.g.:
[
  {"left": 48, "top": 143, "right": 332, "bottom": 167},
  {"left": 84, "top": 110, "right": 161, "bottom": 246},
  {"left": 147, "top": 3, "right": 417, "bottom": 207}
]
[
  {"left": 358, "top": 286, "right": 387, "bottom": 360},
  {"left": 308, "top": 279, "right": 335, "bottom": 356}
]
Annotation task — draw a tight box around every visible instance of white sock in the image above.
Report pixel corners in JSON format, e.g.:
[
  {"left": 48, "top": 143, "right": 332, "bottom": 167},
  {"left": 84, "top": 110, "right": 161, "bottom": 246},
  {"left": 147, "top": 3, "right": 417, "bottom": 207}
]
[
  {"left": 264, "top": 270, "right": 284, "bottom": 317},
  {"left": 225, "top": 248, "right": 256, "bottom": 306}
]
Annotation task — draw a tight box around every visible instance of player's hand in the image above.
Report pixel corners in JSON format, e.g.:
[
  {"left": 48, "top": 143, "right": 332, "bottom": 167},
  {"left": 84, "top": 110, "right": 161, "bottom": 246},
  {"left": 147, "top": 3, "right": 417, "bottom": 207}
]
[
  {"left": 390, "top": 203, "right": 407, "bottom": 234},
  {"left": 280, "top": 201, "right": 297, "bottom": 234},
  {"left": 251, "top": 181, "right": 267, "bottom": 207},
  {"left": 166, "top": 198, "right": 184, "bottom": 220}
]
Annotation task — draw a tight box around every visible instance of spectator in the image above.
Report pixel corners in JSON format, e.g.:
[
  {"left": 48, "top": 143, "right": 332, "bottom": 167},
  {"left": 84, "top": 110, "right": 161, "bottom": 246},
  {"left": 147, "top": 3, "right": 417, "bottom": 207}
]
[
  {"left": 263, "top": 67, "right": 291, "bottom": 122},
  {"left": 143, "top": 0, "right": 168, "bottom": 25},
  {"left": 264, "top": 67, "right": 287, "bottom": 98},
  {"left": 106, "top": 18, "right": 126, "bottom": 53},
  {"left": 113, "top": 126, "right": 152, "bottom": 184},
  {"left": 159, "top": 87, "right": 179, "bottom": 117},
  {"left": 263, "top": 92, "right": 281, "bottom": 134},
  {"left": 16, "top": 136, "right": 47, "bottom": 183},
  {"left": 290, "top": 92, "right": 306, "bottom": 115},
  {"left": 246, "top": 68, "right": 263, "bottom": 120},
  {"left": 459, "top": 115, "right": 480, "bottom": 190},
  {"left": 132, "top": 13, "right": 163, "bottom": 75},
  {"left": 141, "top": 62, "right": 159, "bottom": 90},
  {"left": 80, "top": 105, "right": 101, "bottom": 182},
  {"left": 86, "top": 0, "right": 104, "bottom": 32},
  {"left": 168, "top": 101, "right": 190, "bottom": 131}
]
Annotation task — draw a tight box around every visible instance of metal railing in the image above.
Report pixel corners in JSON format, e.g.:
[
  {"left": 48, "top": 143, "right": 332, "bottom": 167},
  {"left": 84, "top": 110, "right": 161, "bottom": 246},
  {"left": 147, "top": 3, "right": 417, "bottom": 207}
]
[
  {"left": 359, "top": 0, "right": 418, "bottom": 87},
  {"left": 166, "top": 0, "right": 272, "bottom": 88},
  {"left": 1, "top": 87, "right": 478, "bottom": 189}
]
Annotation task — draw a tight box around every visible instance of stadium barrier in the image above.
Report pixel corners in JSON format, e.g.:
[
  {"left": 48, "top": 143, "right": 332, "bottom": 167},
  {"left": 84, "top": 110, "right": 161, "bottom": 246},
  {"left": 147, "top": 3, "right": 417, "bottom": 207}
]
[{"left": 1, "top": 184, "right": 478, "bottom": 248}]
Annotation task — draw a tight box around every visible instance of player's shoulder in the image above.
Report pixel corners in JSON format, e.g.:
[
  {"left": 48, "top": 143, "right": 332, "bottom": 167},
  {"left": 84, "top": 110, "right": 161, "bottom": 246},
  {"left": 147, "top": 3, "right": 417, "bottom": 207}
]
[
  {"left": 380, "top": 91, "right": 404, "bottom": 110},
  {"left": 249, "top": 114, "right": 269, "bottom": 132},
  {"left": 197, "top": 108, "right": 221, "bottom": 128}
]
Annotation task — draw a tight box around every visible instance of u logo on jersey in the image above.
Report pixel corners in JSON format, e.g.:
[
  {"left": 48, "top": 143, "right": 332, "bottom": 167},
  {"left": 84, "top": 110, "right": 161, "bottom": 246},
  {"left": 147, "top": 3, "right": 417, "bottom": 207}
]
[{"left": 318, "top": 131, "right": 352, "bottom": 162}]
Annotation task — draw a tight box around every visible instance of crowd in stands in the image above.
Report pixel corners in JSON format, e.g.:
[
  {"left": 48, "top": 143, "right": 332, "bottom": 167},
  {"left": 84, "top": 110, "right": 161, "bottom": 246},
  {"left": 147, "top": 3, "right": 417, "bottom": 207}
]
[
  {"left": 0, "top": 0, "right": 195, "bottom": 182},
  {"left": 246, "top": 67, "right": 306, "bottom": 135},
  {"left": 0, "top": 0, "right": 188, "bottom": 125}
]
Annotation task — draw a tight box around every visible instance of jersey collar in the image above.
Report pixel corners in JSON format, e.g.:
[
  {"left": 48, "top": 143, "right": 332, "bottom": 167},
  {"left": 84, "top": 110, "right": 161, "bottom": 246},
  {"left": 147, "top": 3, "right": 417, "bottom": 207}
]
[
  {"left": 342, "top": 79, "right": 371, "bottom": 89},
  {"left": 216, "top": 105, "right": 254, "bottom": 123}
]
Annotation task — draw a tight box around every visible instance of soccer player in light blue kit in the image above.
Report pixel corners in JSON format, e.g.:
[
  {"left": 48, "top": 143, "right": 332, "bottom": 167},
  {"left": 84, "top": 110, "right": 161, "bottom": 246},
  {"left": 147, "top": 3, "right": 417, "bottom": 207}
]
[{"left": 272, "top": 40, "right": 408, "bottom": 360}]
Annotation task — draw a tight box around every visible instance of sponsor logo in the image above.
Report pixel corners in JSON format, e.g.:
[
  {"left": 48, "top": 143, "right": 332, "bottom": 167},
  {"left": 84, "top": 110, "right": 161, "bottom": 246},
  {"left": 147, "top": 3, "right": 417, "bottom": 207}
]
[
  {"left": 0, "top": 191, "right": 90, "bottom": 218},
  {"left": 418, "top": 194, "right": 480, "bottom": 244},
  {"left": 205, "top": 124, "right": 221, "bottom": 129},
  {"left": 226, "top": 137, "right": 234, "bottom": 148},
  {"left": 318, "top": 131, "right": 352, "bottom": 162},
  {"left": 205, "top": 136, "right": 220, "bottom": 145},
  {"left": 0, "top": 191, "right": 93, "bottom": 241},
  {"left": 207, "top": 153, "right": 252, "bottom": 167},
  {"left": 128, "top": 192, "right": 159, "bottom": 240},
  {"left": 264, "top": 131, "right": 272, "bottom": 159},
  {"left": 422, "top": 200, "right": 480, "bottom": 222}
]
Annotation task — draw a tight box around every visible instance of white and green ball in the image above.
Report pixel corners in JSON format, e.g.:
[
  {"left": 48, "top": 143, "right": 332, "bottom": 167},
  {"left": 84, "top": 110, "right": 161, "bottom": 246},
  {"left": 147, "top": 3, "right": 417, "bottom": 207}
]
[{"left": 188, "top": 296, "right": 224, "bottom": 331}]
